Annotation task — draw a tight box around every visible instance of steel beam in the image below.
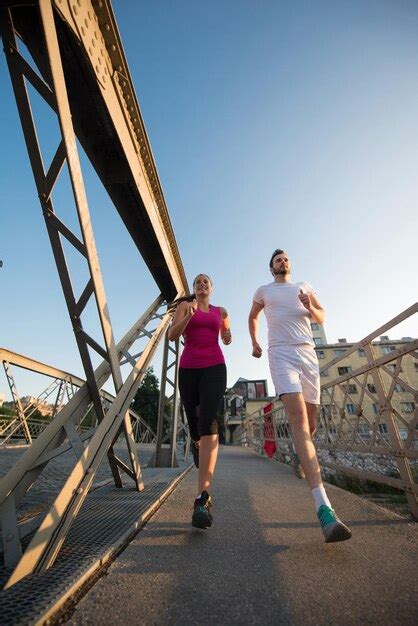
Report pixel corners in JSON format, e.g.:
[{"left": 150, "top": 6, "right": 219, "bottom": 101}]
[{"left": 0, "top": 0, "right": 189, "bottom": 584}]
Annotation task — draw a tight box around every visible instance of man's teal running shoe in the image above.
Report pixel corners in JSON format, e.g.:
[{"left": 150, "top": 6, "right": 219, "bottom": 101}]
[
  {"left": 192, "top": 491, "right": 213, "bottom": 529},
  {"left": 317, "top": 505, "right": 352, "bottom": 543}
]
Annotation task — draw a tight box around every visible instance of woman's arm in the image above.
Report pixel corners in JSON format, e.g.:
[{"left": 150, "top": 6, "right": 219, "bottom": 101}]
[
  {"left": 219, "top": 307, "right": 232, "bottom": 345},
  {"left": 168, "top": 301, "right": 196, "bottom": 341}
]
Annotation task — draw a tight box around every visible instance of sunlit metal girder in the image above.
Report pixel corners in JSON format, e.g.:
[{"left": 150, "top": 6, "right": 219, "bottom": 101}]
[
  {"left": 0, "top": 0, "right": 189, "bottom": 586},
  {"left": 6, "top": 0, "right": 187, "bottom": 301},
  {"left": 0, "top": 347, "right": 157, "bottom": 447}
]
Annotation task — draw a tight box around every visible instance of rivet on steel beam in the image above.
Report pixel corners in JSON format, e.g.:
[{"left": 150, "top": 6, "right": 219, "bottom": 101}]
[{"left": 77, "top": 487, "right": 83, "bottom": 494}]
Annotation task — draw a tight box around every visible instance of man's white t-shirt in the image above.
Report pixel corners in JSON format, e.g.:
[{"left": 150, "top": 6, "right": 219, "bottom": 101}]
[{"left": 253, "top": 281, "right": 316, "bottom": 348}]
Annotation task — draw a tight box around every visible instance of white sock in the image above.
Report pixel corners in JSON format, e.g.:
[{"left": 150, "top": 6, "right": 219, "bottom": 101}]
[{"left": 312, "top": 485, "right": 332, "bottom": 512}]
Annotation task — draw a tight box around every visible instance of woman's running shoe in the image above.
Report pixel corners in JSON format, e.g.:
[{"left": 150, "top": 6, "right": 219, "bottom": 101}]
[{"left": 192, "top": 491, "right": 213, "bottom": 529}]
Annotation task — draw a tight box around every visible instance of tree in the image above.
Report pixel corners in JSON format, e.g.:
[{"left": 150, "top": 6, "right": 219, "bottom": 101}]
[{"left": 131, "top": 367, "right": 161, "bottom": 432}]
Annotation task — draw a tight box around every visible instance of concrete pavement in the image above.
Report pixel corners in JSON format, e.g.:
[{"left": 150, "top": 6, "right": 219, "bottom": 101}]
[{"left": 67, "top": 446, "right": 417, "bottom": 625}]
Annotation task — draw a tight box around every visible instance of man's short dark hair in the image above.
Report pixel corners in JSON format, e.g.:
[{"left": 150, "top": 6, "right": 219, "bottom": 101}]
[{"left": 269, "top": 249, "right": 285, "bottom": 268}]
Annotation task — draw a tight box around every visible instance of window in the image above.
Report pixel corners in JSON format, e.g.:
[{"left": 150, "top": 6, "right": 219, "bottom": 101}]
[
  {"left": 414, "top": 363, "right": 418, "bottom": 372},
  {"left": 382, "top": 345, "right": 396, "bottom": 354},
  {"left": 387, "top": 364, "right": 402, "bottom": 372},
  {"left": 311, "top": 323, "right": 319, "bottom": 330},
  {"left": 334, "top": 348, "right": 346, "bottom": 356},
  {"left": 357, "top": 424, "right": 370, "bottom": 435},
  {"left": 338, "top": 366, "right": 352, "bottom": 375},
  {"left": 394, "top": 383, "right": 405, "bottom": 393},
  {"left": 367, "top": 383, "right": 377, "bottom": 393},
  {"left": 399, "top": 427, "right": 408, "bottom": 440},
  {"left": 400, "top": 402, "right": 415, "bottom": 414},
  {"left": 321, "top": 369, "right": 329, "bottom": 377},
  {"left": 372, "top": 404, "right": 379, "bottom": 414},
  {"left": 316, "top": 350, "right": 325, "bottom": 359},
  {"left": 346, "top": 403, "right": 356, "bottom": 415},
  {"left": 313, "top": 337, "right": 322, "bottom": 346},
  {"left": 358, "top": 348, "right": 365, "bottom": 357},
  {"left": 378, "top": 423, "right": 388, "bottom": 434},
  {"left": 343, "top": 384, "right": 358, "bottom": 395}
]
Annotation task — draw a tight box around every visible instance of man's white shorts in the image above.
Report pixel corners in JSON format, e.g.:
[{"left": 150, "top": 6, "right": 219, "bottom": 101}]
[{"left": 268, "top": 344, "right": 320, "bottom": 405}]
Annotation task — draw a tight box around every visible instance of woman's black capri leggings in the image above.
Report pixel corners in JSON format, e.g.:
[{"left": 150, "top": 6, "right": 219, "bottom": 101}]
[{"left": 178, "top": 363, "right": 227, "bottom": 442}]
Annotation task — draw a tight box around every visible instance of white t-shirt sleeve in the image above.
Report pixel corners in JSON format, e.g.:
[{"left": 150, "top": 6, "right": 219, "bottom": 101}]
[
  {"left": 299, "top": 282, "right": 316, "bottom": 295},
  {"left": 253, "top": 286, "right": 265, "bottom": 305}
]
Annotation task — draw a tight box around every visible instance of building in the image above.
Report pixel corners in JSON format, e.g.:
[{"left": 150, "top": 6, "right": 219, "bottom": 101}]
[
  {"left": 315, "top": 335, "right": 417, "bottom": 440},
  {"left": 223, "top": 378, "right": 275, "bottom": 443},
  {"left": 311, "top": 321, "right": 327, "bottom": 346},
  {"left": 19, "top": 396, "right": 54, "bottom": 417}
]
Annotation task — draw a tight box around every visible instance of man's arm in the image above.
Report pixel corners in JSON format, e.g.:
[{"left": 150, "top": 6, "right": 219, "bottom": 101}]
[
  {"left": 248, "top": 301, "right": 264, "bottom": 358},
  {"left": 299, "top": 291, "right": 325, "bottom": 325}
]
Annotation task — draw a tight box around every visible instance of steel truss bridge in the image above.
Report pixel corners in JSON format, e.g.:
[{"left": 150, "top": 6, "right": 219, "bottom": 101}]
[
  {"left": 0, "top": 1, "right": 416, "bottom": 619},
  {"left": 0, "top": 0, "right": 188, "bottom": 590}
]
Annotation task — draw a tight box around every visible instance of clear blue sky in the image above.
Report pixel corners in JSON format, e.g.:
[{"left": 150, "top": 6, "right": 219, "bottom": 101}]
[{"left": 1, "top": 0, "right": 417, "bottom": 401}]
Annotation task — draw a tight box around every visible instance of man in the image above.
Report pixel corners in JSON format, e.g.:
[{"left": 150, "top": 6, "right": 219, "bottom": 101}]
[{"left": 248, "top": 249, "right": 351, "bottom": 543}]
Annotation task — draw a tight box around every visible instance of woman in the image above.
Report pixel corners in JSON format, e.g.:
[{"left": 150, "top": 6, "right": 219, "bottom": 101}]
[{"left": 168, "top": 274, "right": 231, "bottom": 529}]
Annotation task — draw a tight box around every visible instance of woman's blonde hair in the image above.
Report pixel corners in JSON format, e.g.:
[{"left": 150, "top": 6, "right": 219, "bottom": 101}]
[{"left": 168, "top": 274, "right": 213, "bottom": 312}]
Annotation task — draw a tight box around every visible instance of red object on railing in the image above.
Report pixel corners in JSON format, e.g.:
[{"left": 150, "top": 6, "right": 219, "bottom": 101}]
[{"left": 263, "top": 402, "right": 276, "bottom": 458}]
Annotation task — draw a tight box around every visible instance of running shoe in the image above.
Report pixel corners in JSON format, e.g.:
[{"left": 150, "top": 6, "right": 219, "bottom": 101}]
[
  {"left": 192, "top": 491, "right": 213, "bottom": 529},
  {"left": 192, "top": 440, "right": 200, "bottom": 468},
  {"left": 290, "top": 443, "right": 305, "bottom": 479},
  {"left": 317, "top": 504, "right": 352, "bottom": 543}
]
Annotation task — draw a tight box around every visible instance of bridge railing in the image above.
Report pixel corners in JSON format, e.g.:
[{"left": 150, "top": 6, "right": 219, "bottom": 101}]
[{"left": 241, "top": 304, "right": 418, "bottom": 519}]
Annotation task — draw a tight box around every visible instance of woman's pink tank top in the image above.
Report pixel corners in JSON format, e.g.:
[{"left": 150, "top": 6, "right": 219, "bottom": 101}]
[{"left": 179, "top": 305, "right": 225, "bottom": 369}]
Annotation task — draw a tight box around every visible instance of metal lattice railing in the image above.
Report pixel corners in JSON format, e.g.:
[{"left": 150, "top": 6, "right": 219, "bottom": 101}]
[{"left": 241, "top": 304, "right": 418, "bottom": 519}]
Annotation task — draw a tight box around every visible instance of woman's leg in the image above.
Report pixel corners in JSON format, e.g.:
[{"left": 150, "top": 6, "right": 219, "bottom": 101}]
[
  {"left": 178, "top": 368, "right": 200, "bottom": 444},
  {"left": 198, "top": 434, "right": 219, "bottom": 493},
  {"left": 197, "top": 364, "right": 226, "bottom": 493}
]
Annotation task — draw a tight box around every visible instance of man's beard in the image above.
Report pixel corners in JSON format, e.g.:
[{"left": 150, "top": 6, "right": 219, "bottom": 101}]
[{"left": 273, "top": 267, "right": 289, "bottom": 275}]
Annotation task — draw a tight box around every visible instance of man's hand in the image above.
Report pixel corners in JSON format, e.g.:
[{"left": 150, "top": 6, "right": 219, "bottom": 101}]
[
  {"left": 252, "top": 342, "right": 262, "bottom": 358},
  {"left": 298, "top": 289, "right": 312, "bottom": 311}
]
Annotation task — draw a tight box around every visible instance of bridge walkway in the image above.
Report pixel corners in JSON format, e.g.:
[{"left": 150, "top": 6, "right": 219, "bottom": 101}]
[{"left": 68, "top": 446, "right": 417, "bottom": 625}]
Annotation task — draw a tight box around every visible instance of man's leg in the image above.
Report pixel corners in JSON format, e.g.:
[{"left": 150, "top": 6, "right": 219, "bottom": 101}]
[
  {"left": 281, "top": 393, "right": 322, "bottom": 489},
  {"left": 306, "top": 402, "right": 319, "bottom": 437},
  {"left": 281, "top": 392, "right": 352, "bottom": 543}
]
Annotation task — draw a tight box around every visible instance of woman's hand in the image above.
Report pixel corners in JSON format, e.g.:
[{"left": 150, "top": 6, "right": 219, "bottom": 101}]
[
  {"left": 221, "top": 329, "right": 232, "bottom": 345},
  {"left": 220, "top": 307, "right": 232, "bottom": 345},
  {"left": 186, "top": 302, "right": 197, "bottom": 319}
]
